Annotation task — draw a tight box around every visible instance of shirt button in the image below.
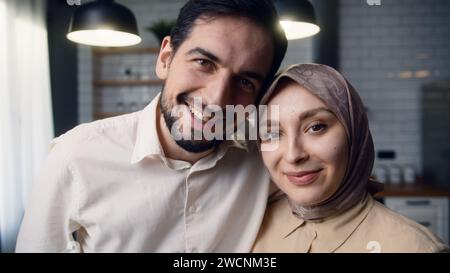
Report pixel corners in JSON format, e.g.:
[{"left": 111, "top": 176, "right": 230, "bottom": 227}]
[{"left": 189, "top": 205, "right": 197, "bottom": 214}]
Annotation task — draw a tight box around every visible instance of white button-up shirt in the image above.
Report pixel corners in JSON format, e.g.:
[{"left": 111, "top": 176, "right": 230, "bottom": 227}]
[{"left": 16, "top": 93, "right": 271, "bottom": 253}]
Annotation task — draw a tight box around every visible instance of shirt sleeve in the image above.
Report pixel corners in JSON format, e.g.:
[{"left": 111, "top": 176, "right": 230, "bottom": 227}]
[{"left": 15, "top": 138, "right": 82, "bottom": 253}]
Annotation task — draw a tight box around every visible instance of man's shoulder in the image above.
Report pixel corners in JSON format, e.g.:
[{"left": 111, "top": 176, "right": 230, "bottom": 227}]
[{"left": 51, "top": 112, "right": 139, "bottom": 157}]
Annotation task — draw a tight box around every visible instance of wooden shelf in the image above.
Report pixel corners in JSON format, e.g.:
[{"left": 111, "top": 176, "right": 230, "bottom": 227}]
[
  {"left": 94, "top": 79, "right": 164, "bottom": 86},
  {"left": 375, "top": 183, "right": 450, "bottom": 198},
  {"left": 92, "top": 47, "right": 161, "bottom": 121}
]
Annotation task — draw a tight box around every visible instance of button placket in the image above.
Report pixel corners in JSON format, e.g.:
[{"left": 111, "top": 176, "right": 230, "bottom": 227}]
[
  {"left": 184, "top": 173, "right": 198, "bottom": 252},
  {"left": 188, "top": 204, "right": 197, "bottom": 214}
]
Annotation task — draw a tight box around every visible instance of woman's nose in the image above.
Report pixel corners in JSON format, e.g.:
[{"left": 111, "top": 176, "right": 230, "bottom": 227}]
[{"left": 283, "top": 137, "right": 308, "bottom": 164}]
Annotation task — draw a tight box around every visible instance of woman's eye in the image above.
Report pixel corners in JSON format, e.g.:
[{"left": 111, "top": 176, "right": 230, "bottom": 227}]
[
  {"left": 261, "top": 131, "right": 280, "bottom": 142},
  {"left": 308, "top": 123, "right": 327, "bottom": 133}
]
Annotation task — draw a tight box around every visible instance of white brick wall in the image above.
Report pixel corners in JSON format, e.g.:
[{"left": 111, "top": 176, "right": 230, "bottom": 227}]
[
  {"left": 281, "top": 37, "right": 314, "bottom": 70},
  {"left": 340, "top": 0, "right": 450, "bottom": 177}
]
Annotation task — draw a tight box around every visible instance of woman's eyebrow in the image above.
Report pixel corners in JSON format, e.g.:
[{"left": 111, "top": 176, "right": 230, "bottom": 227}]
[{"left": 299, "top": 107, "right": 333, "bottom": 121}]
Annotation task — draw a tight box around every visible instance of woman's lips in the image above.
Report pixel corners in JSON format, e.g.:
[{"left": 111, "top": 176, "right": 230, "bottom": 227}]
[{"left": 285, "top": 169, "right": 322, "bottom": 186}]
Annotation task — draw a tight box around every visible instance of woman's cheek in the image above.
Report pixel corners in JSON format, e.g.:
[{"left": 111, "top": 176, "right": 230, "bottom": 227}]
[{"left": 309, "top": 133, "right": 347, "bottom": 166}]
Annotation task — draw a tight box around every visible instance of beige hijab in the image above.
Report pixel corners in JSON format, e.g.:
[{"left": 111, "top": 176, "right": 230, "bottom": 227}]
[{"left": 260, "top": 63, "right": 382, "bottom": 221}]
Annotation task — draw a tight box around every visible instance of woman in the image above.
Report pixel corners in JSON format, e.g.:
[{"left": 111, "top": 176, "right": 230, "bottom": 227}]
[{"left": 252, "top": 64, "right": 448, "bottom": 253}]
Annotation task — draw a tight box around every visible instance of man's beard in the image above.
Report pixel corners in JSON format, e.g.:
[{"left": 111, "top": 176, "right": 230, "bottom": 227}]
[{"left": 159, "top": 89, "right": 224, "bottom": 153}]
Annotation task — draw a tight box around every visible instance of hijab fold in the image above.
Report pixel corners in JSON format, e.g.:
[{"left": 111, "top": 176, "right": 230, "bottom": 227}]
[{"left": 261, "top": 64, "right": 382, "bottom": 221}]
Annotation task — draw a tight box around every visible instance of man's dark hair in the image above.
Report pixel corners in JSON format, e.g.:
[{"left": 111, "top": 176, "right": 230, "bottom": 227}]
[{"left": 170, "top": 0, "right": 288, "bottom": 100}]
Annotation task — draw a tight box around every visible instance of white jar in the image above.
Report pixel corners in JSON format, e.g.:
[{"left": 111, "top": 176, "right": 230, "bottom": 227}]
[
  {"left": 403, "top": 165, "right": 416, "bottom": 184},
  {"left": 388, "top": 165, "right": 402, "bottom": 184},
  {"left": 373, "top": 165, "right": 388, "bottom": 183}
]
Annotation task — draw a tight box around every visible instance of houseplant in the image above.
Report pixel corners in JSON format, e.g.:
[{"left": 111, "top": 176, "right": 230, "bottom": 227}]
[{"left": 146, "top": 20, "right": 176, "bottom": 43}]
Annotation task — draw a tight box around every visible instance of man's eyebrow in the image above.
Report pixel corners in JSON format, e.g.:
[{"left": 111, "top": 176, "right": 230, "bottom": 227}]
[
  {"left": 299, "top": 107, "right": 334, "bottom": 121},
  {"left": 186, "top": 47, "right": 266, "bottom": 82},
  {"left": 186, "top": 47, "right": 221, "bottom": 64}
]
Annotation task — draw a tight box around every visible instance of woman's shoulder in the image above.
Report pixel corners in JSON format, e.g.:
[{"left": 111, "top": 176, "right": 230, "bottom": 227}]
[{"left": 356, "top": 197, "right": 448, "bottom": 252}]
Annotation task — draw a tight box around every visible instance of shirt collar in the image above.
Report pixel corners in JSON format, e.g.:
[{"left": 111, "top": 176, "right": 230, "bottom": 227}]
[
  {"left": 130, "top": 92, "right": 248, "bottom": 165},
  {"left": 275, "top": 197, "right": 306, "bottom": 238},
  {"left": 130, "top": 93, "right": 164, "bottom": 164},
  {"left": 284, "top": 193, "right": 374, "bottom": 252}
]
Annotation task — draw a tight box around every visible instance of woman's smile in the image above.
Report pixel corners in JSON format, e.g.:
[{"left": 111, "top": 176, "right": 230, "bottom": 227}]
[{"left": 284, "top": 169, "right": 323, "bottom": 186}]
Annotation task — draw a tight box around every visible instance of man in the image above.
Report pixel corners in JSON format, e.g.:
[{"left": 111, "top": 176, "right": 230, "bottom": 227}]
[{"left": 16, "top": 0, "right": 287, "bottom": 252}]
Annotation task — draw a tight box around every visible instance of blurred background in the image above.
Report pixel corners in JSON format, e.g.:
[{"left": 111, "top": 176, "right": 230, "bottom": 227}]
[{"left": 0, "top": 0, "right": 449, "bottom": 252}]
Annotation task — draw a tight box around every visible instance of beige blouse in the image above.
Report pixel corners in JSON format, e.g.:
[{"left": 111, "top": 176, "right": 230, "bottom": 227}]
[{"left": 253, "top": 194, "right": 448, "bottom": 253}]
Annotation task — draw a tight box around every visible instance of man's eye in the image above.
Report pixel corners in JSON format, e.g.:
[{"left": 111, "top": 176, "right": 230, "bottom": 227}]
[
  {"left": 238, "top": 78, "right": 255, "bottom": 92},
  {"left": 195, "top": 59, "right": 213, "bottom": 69}
]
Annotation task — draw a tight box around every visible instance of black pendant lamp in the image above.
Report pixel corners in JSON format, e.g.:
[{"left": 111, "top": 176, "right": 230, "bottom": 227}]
[
  {"left": 274, "top": 0, "right": 320, "bottom": 40},
  {"left": 67, "top": 0, "right": 141, "bottom": 47}
]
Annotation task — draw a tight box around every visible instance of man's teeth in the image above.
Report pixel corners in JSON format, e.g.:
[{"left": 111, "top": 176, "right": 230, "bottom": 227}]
[{"left": 188, "top": 104, "right": 207, "bottom": 122}]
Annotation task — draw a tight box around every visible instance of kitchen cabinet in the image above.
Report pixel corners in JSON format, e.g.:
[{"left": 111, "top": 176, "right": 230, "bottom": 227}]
[{"left": 375, "top": 183, "right": 450, "bottom": 244}]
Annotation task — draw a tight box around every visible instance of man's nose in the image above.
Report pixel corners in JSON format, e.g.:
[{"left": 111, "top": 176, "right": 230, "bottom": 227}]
[
  {"left": 284, "top": 136, "right": 309, "bottom": 164},
  {"left": 203, "top": 73, "right": 232, "bottom": 108}
]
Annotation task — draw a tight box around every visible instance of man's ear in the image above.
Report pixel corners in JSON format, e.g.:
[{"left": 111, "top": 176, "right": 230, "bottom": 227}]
[{"left": 155, "top": 36, "right": 173, "bottom": 80}]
